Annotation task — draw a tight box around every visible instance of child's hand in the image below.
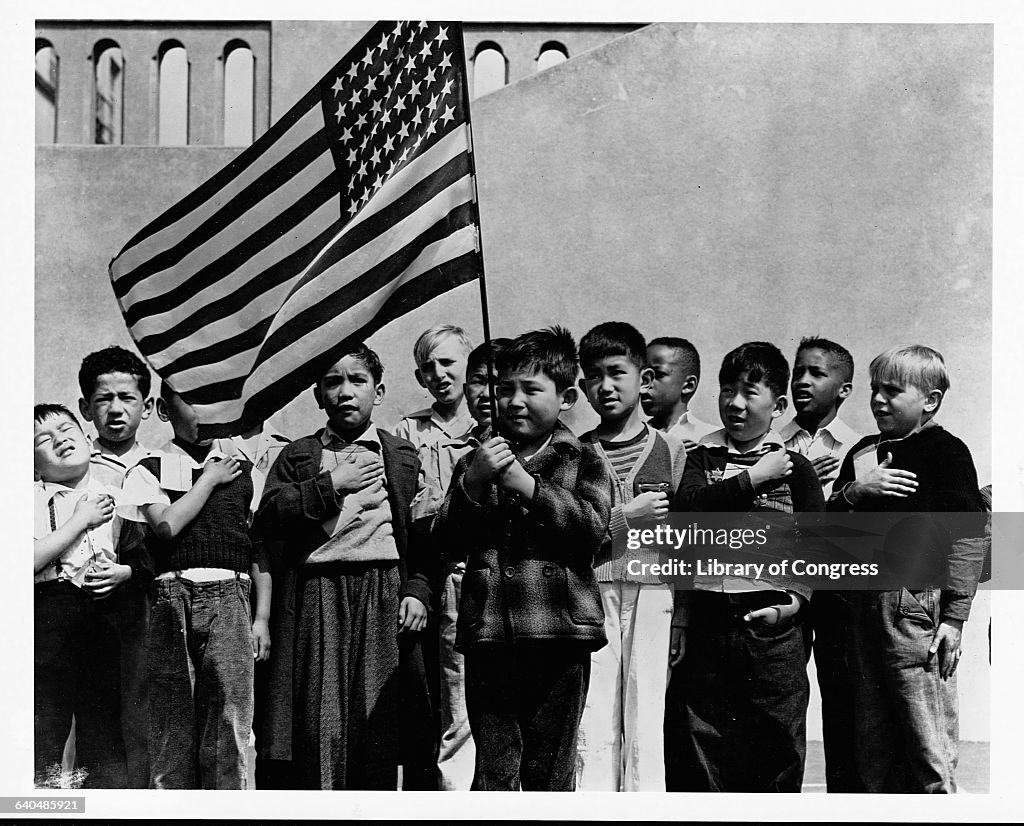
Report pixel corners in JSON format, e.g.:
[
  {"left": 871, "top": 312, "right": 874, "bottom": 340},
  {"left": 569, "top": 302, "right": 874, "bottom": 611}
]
[
  {"left": 74, "top": 493, "right": 115, "bottom": 529},
  {"left": 398, "top": 596, "right": 428, "bottom": 633},
  {"left": 201, "top": 456, "right": 242, "bottom": 487},
  {"left": 83, "top": 561, "right": 131, "bottom": 598},
  {"left": 494, "top": 459, "right": 536, "bottom": 499},
  {"left": 464, "top": 437, "right": 515, "bottom": 497},
  {"left": 810, "top": 454, "right": 841, "bottom": 484},
  {"left": 748, "top": 448, "right": 793, "bottom": 487},
  {"left": 622, "top": 491, "right": 669, "bottom": 523},
  {"left": 744, "top": 592, "right": 804, "bottom": 626},
  {"left": 929, "top": 618, "right": 963, "bottom": 680},
  {"left": 846, "top": 453, "right": 918, "bottom": 502},
  {"left": 669, "top": 626, "right": 686, "bottom": 667},
  {"left": 251, "top": 618, "right": 271, "bottom": 662},
  {"left": 329, "top": 452, "right": 385, "bottom": 494}
]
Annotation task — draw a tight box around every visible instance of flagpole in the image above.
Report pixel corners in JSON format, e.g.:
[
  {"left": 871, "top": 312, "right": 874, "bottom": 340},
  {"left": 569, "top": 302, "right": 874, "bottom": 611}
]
[{"left": 454, "top": 22, "right": 501, "bottom": 434}]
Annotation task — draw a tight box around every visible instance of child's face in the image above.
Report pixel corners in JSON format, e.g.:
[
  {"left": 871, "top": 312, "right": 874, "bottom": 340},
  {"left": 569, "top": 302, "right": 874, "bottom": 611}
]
[
  {"left": 498, "top": 367, "right": 575, "bottom": 449},
  {"left": 79, "top": 371, "right": 153, "bottom": 447},
  {"left": 580, "top": 355, "right": 646, "bottom": 424},
  {"left": 465, "top": 362, "right": 497, "bottom": 427},
  {"left": 158, "top": 392, "right": 206, "bottom": 446},
  {"left": 870, "top": 377, "right": 938, "bottom": 439},
  {"left": 415, "top": 337, "right": 468, "bottom": 409},
  {"left": 641, "top": 344, "right": 692, "bottom": 419},
  {"left": 791, "top": 348, "right": 850, "bottom": 422},
  {"left": 34, "top": 413, "right": 91, "bottom": 484},
  {"left": 315, "top": 355, "right": 384, "bottom": 432},
  {"left": 718, "top": 371, "right": 786, "bottom": 450}
]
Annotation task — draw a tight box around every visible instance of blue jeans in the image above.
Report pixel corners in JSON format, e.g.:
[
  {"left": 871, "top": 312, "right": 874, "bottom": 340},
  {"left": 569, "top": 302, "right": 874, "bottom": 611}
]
[
  {"left": 848, "top": 589, "right": 958, "bottom": 793},
  {"left": 147, "top": 575, "right": 253, "bottom": 789}
]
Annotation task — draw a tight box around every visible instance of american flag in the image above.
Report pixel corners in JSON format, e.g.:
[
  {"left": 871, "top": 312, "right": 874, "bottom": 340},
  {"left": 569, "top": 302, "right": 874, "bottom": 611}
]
[{"left": 109, "top": 21, "right": 481, "bottom": 438}]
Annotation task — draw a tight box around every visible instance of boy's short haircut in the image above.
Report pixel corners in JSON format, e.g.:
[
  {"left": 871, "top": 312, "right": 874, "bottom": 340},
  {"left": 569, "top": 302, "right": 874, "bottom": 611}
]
[
  {"left": 796, "top": 336, "right": 855, "bottom": 383},
  {"left": 497, "top": 325, "right": 578, "bottom": 392},
  {"left": 412, "top": 324, "right": 473, "bottom": 366},
  {"left": 78, "top": 345, "right": 152, "bottom": 399},
  {"left": 467, "top": 337, "right": 512, "bottom": 375},
  {"left": 328, "top": 342, "right": 385, "bottom": 385},
  {"left": 579, "top": 322, "right": 647, "bottom": 371},
  {"left": 869, "top": 345, "right": 950, "bottom": 397},
  {"left": 35, "top": 402, "right": 82, "bottom": 429},
  {"left": 648, "top": 336, "right": 701, "bottom": 384},
  {"left": 719, "top": 341, "right": 790, "bottom": 399}
]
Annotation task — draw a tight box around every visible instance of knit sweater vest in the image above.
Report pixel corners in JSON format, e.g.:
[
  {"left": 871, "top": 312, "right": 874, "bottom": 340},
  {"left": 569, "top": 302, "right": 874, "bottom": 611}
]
[{"left": 139, "top": 455, "right": 254, "bottom": 574}]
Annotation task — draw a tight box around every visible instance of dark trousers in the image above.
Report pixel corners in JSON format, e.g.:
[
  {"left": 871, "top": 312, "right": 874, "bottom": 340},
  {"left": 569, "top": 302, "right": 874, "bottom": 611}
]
[
  {"left": 808, "top": 591, "right": 864, "bottom": 793},
  {"left": 665, "top": 592, "right": 809, "bottom": 792},
  {"left": 148, "top": 575, "right": 254, "bottom": 790},
  {"left": 34, "top": 581, "right": 127, "bottom": 788},
  {"left": 465, "top": 644, "right": 590, "bottom": 791},
  {"left": 106, "top": 586, "right": 152, "bottom": 789}
]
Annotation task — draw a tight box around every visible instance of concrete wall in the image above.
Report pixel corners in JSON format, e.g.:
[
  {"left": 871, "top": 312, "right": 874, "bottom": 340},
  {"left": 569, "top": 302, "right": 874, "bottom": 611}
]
[{"left": 35, "top": 22, "right": 991, "bottom": 738}]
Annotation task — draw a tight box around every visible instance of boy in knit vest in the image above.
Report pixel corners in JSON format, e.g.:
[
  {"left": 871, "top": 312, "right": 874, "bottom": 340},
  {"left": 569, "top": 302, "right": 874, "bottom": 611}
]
[
  {"left": 574, "top": 322, "right": 686, "bottom": 792},
  {"left": 121, "top": 384, "right": 271, "bottom": 789}
]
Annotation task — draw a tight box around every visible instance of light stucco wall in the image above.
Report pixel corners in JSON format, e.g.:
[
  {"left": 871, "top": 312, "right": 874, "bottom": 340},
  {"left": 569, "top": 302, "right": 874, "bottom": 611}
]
[{"left": 35, "top": 21, "right": 992, "bottom": 740}]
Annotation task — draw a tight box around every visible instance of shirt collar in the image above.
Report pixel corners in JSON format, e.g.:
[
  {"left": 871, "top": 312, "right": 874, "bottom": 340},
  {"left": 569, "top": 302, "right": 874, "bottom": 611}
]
[
  {"left": 35, "top": 473, "right": 111, "bottom": 504},
  {"left": 321, "top": 421, "right": 382, "bottom": 450},
  {"left": 91, "top": 442, "right": 149, "bottom": 467},
  {"left": 157, "top": 438, "right": 235, "bottom": 467},
  {"left": 779, "top": 416, "right": 860, "bottom": 446},
  {"left": 699, "top": 427, "right": 785, "bottom": 454}
]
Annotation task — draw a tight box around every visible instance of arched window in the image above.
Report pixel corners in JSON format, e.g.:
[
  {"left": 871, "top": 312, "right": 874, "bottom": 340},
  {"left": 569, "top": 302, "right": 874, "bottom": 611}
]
[
  {"left": 472, "top": 43, "right": 506, "bottom": 99},
  {"left": 93, "top": 40, "right": 124, "bottom": 145},
  {"left": 223, "top": 41, "right": 254, "bottom": 146},
  {"left": 537, "top": 41, "right": 569, "bottom": 73},
  {"left": 35, "top": 39, "right": 58, "bottom": 144},
  {"left": 158, "top": 41, "right": 189, "bottom": 146}
]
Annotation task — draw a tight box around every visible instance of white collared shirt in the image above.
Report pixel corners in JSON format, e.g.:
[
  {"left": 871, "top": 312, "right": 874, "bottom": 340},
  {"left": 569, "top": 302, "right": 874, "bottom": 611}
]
[
  {"left": 90, "top": 441, "right": 150, "bottom": 488},
  {"left": 393, "top": 405, "right": 475, "bottom": 521},
  {"left": 34, "top": 475, "right": 121, "bottom": 585},
  {"left": 232, "top": 425, "right": 289, "bottom": 505},
  {"left": 664, "top": 410, "right": 718, "bottom": 446},
  {"left": 778, "top": 416, "right": 863, "bottom": 499}
]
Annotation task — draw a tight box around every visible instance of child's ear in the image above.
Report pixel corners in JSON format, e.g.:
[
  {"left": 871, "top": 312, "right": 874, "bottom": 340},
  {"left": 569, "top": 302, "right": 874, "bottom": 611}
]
[
  {"left": 77, "top": 398, "right": 93, "bottom": 422},
  {"left": 640, "top": 367, "right": 655, "bottom": 391},
  {"left": 924, "top": 389, "right": 943, "bottom": 413},
  {"left": 560, "top": 386, "right": 579, "bottom": 412},
  {"left": 155, "top": 397, "right": 170, "bottom": 422},
  {"left": 680, "top": 375, "right": 698, "bottom": 398},
  {"left": 837, "top": 381, "right": 853, "bottom": 402},
  {"left": 313, "top": 384, "right": 324, "bottom": 410},
  {"left": 141, "top": 397, "right": 155, "bottom": 420},
  {"left": 373, "top": 382, "right": 387, "bottom": 406},
  {"left": 772, "top": 394, "right": 789, "bottom": 419},
  {"left": 414, "top": 369, "right": 427, "bottom": 390}
]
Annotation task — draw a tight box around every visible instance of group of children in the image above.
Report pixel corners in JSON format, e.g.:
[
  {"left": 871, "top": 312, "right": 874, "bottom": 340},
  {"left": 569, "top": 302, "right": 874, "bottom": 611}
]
[{"left": 33, "top": 323, "right": 987, "bottom": 793}]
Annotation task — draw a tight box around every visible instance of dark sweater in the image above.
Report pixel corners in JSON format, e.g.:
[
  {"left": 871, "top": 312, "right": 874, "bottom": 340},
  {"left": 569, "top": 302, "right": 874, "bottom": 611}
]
[
  {"left": 138, "top": 455, "right": 253, "bottom": 574},
  {"left": 826, "top": 423, "right": 986, "bottom": 621}
]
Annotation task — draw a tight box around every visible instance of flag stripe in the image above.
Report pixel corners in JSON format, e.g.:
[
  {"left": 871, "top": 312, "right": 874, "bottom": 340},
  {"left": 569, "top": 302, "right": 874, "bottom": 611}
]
[
  {"left": 113, "top": 85, "right": 325, "bottom": 256},
  {"left": 174, "top": 220, "right": 477, "bottom": 401},
  {"left": 125, "top": 174, "right": 340, "bottom": 334},
  {"left": 192, "top": 249, "right": 480, "bottom": 430},
  {"left": 114, "top": 125, "right": 332, "bottom": 300}
]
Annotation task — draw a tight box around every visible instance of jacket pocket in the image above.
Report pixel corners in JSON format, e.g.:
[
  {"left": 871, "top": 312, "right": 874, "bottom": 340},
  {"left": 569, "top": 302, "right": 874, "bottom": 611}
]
[
  {"left": 565, "top": 566, "right": 604, "bottom": 627},
  {"left": 898, "top": 586, "right": 938, "bottom": 629}
]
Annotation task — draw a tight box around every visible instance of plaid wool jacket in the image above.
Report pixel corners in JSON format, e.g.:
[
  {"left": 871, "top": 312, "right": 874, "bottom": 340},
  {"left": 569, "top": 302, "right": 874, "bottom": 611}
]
[{"left": 436, "top": 421, "right": 612, "bottom": 653}]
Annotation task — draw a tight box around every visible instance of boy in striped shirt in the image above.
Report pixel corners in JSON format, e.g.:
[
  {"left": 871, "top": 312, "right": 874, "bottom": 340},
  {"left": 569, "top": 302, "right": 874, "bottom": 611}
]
[{"left": 574, "top": 322, "right": 687, "bottom": 792}]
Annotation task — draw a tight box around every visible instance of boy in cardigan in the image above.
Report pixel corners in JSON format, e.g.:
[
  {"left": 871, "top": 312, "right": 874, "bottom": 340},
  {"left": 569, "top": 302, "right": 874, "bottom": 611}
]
[
  {"left": 254, "top": 344, "right": 432, "bottom": 790},
  {"left": 666, "top": 341, "right": 824, "bottom": 792},
  {"left": 827, "top": 345, "right": 987, "bottom": 793},
  {"left": 574, "top": 322, "right": 686, "bottom": 792},
  {"left": 121, "top": 384, "right": 270, "bottom": 789},
  {"left": 437, "top": 326, "right": 611, "bottom": 791},
  {"left": 33, "top": 404, "right": 132, "bottom": 788}
]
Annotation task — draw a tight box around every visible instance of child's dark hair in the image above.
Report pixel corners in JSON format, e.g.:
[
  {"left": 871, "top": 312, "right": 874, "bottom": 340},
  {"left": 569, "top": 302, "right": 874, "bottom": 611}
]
[
  {"left": 498, "top": 326, "right": 578, "bottom": 392},
  {"left": 719, "top": 342, "right": 790, "bottom": 398},
  {"left": 34, "top": 403, "right": 82, "bottom": 429},
  {"left": 579, "top": 322, "right": 647, "bottom": 371},
  {"left": 78, "top": 346, "right": 151, "bottom": 399},
  {"left": 648, "top": 336, "right": 701, "bottom": 384},
  {"left": 467, "top": 337, "right": 512, "bottom": 375},
  {"left": 796, "top": 336, "right": 855, "bottom": 383},
  {"left": 328, "top": 342, "right": 385, "bottom": 385}
]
